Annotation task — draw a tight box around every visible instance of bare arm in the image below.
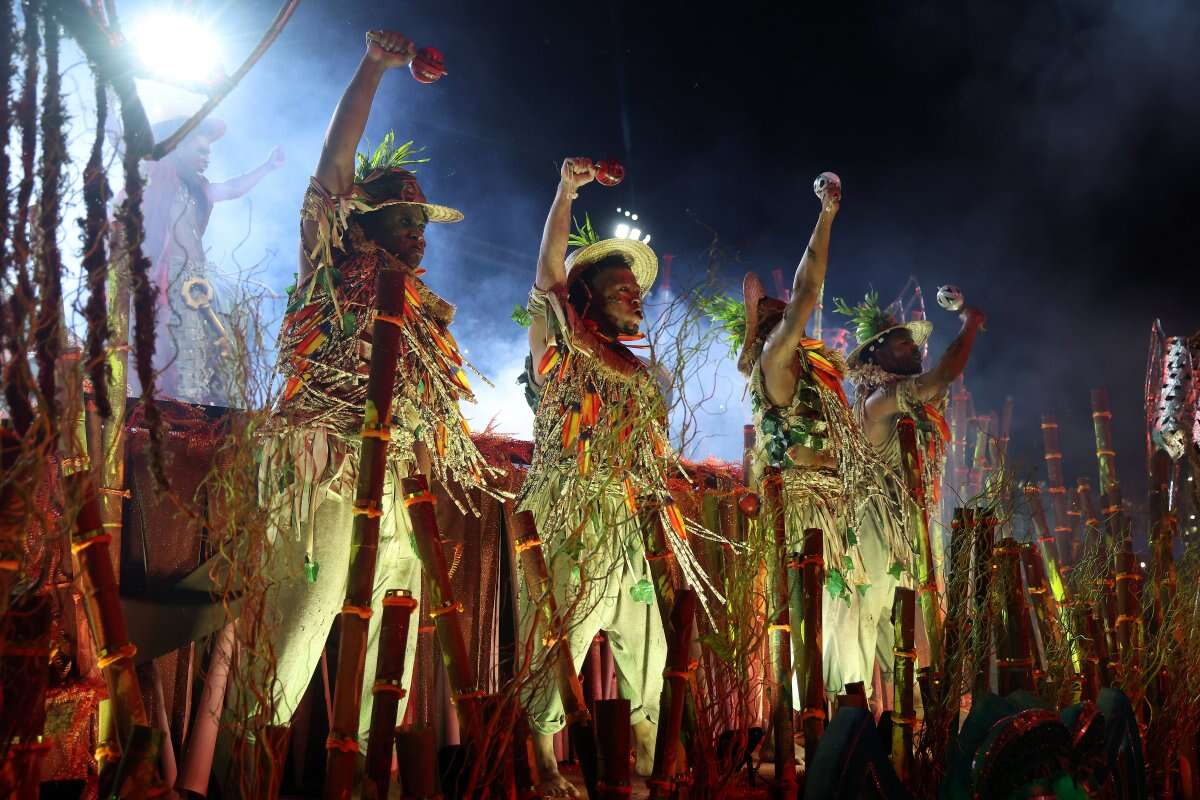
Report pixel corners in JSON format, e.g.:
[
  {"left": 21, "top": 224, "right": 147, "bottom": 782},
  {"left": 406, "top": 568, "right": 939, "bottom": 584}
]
[
  {"left": 209, "top": 147, "right": 283, "bottom": 202},
  {"left": 863, "top": 307, "right": 986, "bottom": 435},
  {"left": 760, "top": 184, "right": 840, "bottom": 406},
  {"left": 299, "top": 31, "right": 416, "bottom": 280},
  {"left": 528, "top": 158, "right": 596, "bottom": 382}
]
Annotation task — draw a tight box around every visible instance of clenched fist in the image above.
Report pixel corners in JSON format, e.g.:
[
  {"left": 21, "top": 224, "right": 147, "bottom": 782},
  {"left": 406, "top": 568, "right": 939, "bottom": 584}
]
[{"left": 365, "top": 30, "right": 417, "bottom": 69}]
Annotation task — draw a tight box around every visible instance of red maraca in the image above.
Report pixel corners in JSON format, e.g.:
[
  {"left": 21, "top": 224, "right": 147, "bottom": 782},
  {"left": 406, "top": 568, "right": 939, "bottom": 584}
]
[
  {"left": 736, "top": 491, "right": 761, "bottom": 518},
  {"left": 410, "top": 47, "right": 447, "bottom": 83},
  {"left": 594, "top": 158, "right": 625, "bottom": 187},
  {"left": 366, "top": 31, "right": 447, "bottom": 83}
]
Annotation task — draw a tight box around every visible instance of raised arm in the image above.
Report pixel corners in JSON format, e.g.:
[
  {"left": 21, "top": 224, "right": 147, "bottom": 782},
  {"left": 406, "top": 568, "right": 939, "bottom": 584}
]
[
  {"left": 299, "top": 31, "right": 416, "bottom": 279},
  {"left": 863, "top": 307, "right": 986, "bottom": 433},
  {"left": 760, "top": 182, "right": 840, "bottom": 406},
  {"left": 528, "top": 158, "right": 596, "bottom": 379},
  {"left": 209, "top": 146, "right": 284, "bottom": 202}
]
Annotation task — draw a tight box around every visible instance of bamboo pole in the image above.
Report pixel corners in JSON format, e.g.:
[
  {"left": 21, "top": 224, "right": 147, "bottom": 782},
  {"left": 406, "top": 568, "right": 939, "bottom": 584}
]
[
  {"left": 762, "top": 472, "right": 796, "bottom": 799},
  {"left": 404, "top": 474, "right": 481, "bottom": 729},
  {"left": 646, "top": 589, "right": 698, "bottom": 799},
  {"left": 365, "top": 589, "right": 418, "bottom": 800},
  {"left": 896, "top": 417, "right": 944, "bottom": 669},
  {"left": 942, "top": 509, "right": 971, "bottom": 726},
  {"left": 1076, "top": 478, "right": 1118, "bottom": 665},
  {"left": 1020, "top": 543, "right": 1061, "bottom": 693},
  {"left": 950, "top": 379, "right": 971, "bottom": 502},
  {"left": 891, "top": 587, "right": 916, "bottom": 783},
  {"left": 1147, "top": 450, "right": 1177, "bottom": 631},
  {"left": 512, "top": 509, "right": 600, "bottom": 798},
  {"left": 1024, "top": 485, "right": 1081, "bottom": 687},
  {"left": 1090, "top": 389, "right": 1126, "bottom": 543},
  {"left": 1113, "top": 541, "right": 1143, "bottom": 706},
  {"left": 638, "top": 497, "right": 712, "bottom": 791},
  {"left": 324, "top": 269, "right": 408, "bottom": 799},
  {"left": 992, "top": 538, "right": 1037, "bottom": 695},
  {"left": 797, "top": 529, "right": 825, "bottom": 772},
  {"left": 1040, "top": 416, "right": 1078, "bottom": 570}
]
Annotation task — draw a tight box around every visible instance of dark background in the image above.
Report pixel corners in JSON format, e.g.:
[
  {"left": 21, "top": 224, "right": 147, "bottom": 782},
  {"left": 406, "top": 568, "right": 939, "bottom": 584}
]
[{"left": 120, "top": 0, "right": 1200, "bottom": 515}]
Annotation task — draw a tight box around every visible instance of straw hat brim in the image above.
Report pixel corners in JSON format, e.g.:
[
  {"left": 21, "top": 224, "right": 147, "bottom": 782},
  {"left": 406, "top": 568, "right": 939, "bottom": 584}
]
[
  {"left": 846, "top": 320, "right": 933, "bottom": 365},
  {"left": 566, "top": 238, "right": 657, "bottom": 297},
  {"left": 400, "top": 201, "right": 464, "bottom": 224}
]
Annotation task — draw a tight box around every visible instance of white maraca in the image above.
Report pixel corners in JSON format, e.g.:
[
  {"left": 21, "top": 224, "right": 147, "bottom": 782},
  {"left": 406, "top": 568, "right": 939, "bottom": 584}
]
[
  {"left": 813, "top": 171, "right": 841, "bottom": 197},
  {"left": 936, "top": 285, "right": 964, "bottom": 312}
]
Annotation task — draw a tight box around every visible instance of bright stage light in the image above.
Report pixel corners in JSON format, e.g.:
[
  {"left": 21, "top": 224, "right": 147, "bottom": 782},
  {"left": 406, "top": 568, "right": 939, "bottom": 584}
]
[
  {"left": 631, "top": 213, "right": 638, "bottom": 221},
  {"left": 641, "top": 234, "right": 651, "bottom": 244},
  {"left": 615, "top": 222, "right": 630, "bottom": 238},
  {"left": 630, "top": 228, "right": 641, "bottom": 240},
  {"left": 131, "top": 12, "right": 223, "bottom": 83}
]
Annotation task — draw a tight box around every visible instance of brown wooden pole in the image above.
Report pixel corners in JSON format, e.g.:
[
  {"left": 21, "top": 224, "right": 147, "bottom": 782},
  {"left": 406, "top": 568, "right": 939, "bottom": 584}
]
[
  {"left": 324, "top": 268, "right": 407, "bottom": 799},
  {"left": 646, "top": 589, "right": 698, "bottom": 799},
  {"left": 762, "top": 471, "right": 797, "bottom": 799},
  {"left": 404, "top": 474, "right": 481, "bottom": 730},
  {"left": 365, "top": 589, "right": 418, "bottom": 800},
  {"left": 395, "top": 727, "right": 439, "bottom": 799},
  {"left": 512, "top": 712, "right": 541, "bottom": 800},
  {"left": 942, "top": 509, "right": 971, "bottom": 720},
  {"left": 595, "top": 698, "right": 632, "bottom": 800},
  {"left": 891, "top": 587, "right": 916, "bottom": 783},
  {"left": 512, "top": 509, "right": 600, "bottom": 798},
  {"left": 992, "top": 538, "right": 1037, "bottom": 695},
  {"left": 897, "top": 416, "right": 944, "bottom": 669},
  {"left": 972, "top": 512, "right": 996, "bottom": 696},
  {"left": 950, "top": 378, "right": 971, "bottom": 501},
  {"left": 798, "top": 528, "right": 825, "bottom": 773},
  {"left": 1147, "top": 449, "right": 1177, "bottom": 632}
]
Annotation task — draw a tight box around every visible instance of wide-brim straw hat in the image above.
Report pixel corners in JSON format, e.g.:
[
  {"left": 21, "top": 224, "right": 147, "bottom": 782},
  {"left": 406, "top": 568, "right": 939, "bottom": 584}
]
[
  {"left": 846, "top": 318, "right": 932, "bottom": 366},
  {"left": 736, "top": 272, "right": 787, "bottom": 375},
  {"left": 357, "top": 167, "right": 463, "bottom": 224},
  {"left": 566, "top": 238, "right": 658, "bottom": 297}
]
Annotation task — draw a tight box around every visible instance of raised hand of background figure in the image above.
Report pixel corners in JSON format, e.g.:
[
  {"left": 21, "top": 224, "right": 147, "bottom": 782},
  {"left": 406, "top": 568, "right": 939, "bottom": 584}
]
[
  {"left": 365, "top": 30, "right": 417, "bottom": 69},
  {"left": 559, "top": 157, "right": 597, "bottom": 195},
  {"left": 816, "top": 178, "right": 841, "bottom": 217},
  {"left": 959, "top": 306, "right": 987, "bottom": 330},
  {"left": 267, "top": 146, "right": 285, "bottom": 169}
]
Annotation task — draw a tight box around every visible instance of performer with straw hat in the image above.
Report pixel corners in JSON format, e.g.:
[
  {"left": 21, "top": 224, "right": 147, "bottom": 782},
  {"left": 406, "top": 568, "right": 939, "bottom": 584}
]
[
  {"left": 835, "top": 283, "right": 985, "bottom": 703},
  {"left": 518, "top": 158, "right": 727, "bottom": 797},
  {"left": 729, "top": 174, "right": 900, "bottom": 705}
]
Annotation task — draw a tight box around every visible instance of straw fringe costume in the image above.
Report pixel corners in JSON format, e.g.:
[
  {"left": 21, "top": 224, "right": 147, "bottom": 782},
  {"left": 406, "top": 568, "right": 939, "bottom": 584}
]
[
  {"left": 517, "top": 284, "right": 724, "bottom": 735},
  {"left": 849, "top": 362, "right": 949, "bottom": 684},
  {"left": 748, "top": 341, "right": 904, "bottom": 699},
  {"left": 255, "top": 177, "right": 495, "bottom": 746}
]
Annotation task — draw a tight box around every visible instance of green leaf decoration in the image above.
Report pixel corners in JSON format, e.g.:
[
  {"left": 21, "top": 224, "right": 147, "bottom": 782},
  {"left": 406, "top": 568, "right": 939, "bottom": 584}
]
[
  {"left": 833, "top": 290, "right": 897, "bottom": 347},
  {"left": 846, "top": 528, "right": 858, "bottom": 546},
  {"left": 696, "top": 292, "right": 747, "bottom": 357},
  {"left": 826, "top": 568, "right": 849, "bottom": 603},
  {"left": 567, "top": 214, "right": 601, "bottom": 249},
  {"left": 630, "top": 577, "right": 656, "bottom": 604},
  {"left": 888, "top": 561, "right": 904, "bottom": 580},
  {"left": 511, "top": 304, "right": 533, "bottom": 328},
  {"left": 857, "top": 583, "right": 871, "bottom": 597},
  {"left": 354, "top": 131, "right": 431, "bottom": 182},
  {"left": 341, "top": 312, "right": 356, "bottom": 337},
  {"left": 842, "top": 556, "right": 855, "bottom": 573}
]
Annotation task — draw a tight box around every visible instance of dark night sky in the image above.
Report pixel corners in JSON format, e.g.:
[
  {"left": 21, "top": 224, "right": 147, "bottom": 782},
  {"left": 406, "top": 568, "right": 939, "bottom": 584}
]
[{"left": 135, "top": 0, "right": 1200, "bottom": 512}]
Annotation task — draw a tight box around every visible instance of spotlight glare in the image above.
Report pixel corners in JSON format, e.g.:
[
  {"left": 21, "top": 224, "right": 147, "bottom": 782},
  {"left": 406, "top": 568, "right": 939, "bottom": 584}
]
[
  {"left": 642, "top": 234, "right": 651, "bottom": 244},
  {"left": 616, "top": 207, "right": 622, "bottom": 213},
  {"left": 615, "top": 223, "right": 630, "bottom": 238},
  {"left": 624, "top": 210, "right": 631, "bottom": 217},
  {"left": 631, "top": 213, "right": 639, "bottom": 221},
  {"left": 132, "top": 12, "right": 222, "bottom": 82},
  {"left": 629, "top": 228, "right": 641, "bottom": 240}
]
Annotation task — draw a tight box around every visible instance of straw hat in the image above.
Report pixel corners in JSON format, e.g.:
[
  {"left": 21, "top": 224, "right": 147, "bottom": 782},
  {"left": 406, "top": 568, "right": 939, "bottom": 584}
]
[
  {"left": 736, "top": 272, "right": 787, "bottom": 375},
  {"left": 566, "top": 238, "right": 658, "bottom": 297},
  {"left": 835, "top": 291, "right": 932, "bottom": 366}
]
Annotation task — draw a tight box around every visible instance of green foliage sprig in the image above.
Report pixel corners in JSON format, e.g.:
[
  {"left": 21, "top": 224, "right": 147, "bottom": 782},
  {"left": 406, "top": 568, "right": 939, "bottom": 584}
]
[
  {"left": 567, "top": 214, "right": 600, "bottom": 249},
  {"left": 696, "top": 292, "right": 746, "bottom": 357},
  {"left": 832, "top": 290, "right": 894, "bottom": 346},
  {"left": 354, "top": 131, "right": 429, "bottom": 182}
]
